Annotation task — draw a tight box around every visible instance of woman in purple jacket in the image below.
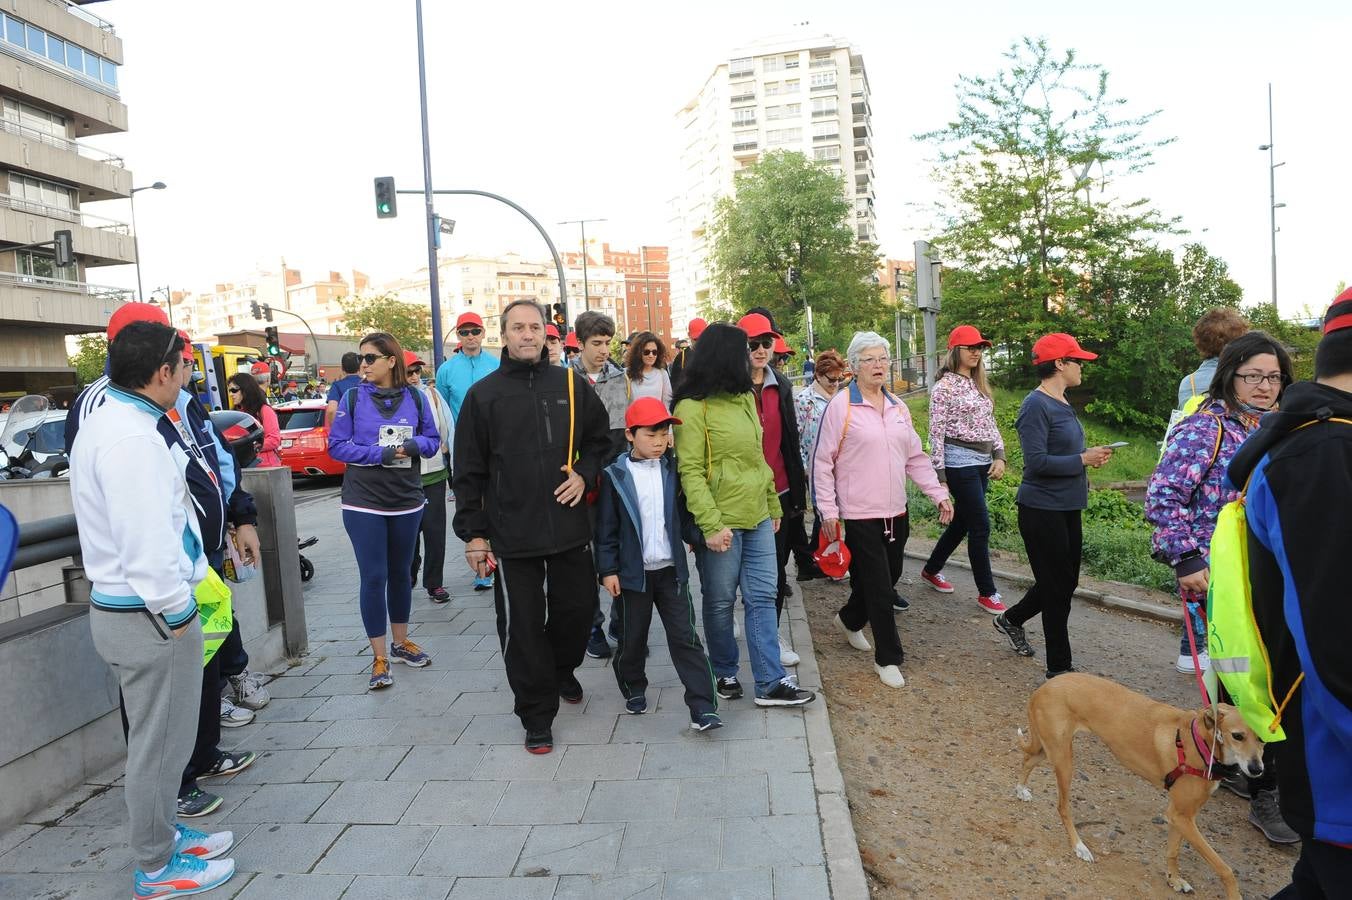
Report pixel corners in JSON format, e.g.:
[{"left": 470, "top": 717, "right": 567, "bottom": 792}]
[{"left": 328, "top": 332, "right": 442, "bottom": 689}]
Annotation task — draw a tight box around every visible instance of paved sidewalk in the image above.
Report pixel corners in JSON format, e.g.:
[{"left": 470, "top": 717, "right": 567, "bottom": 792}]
[{"left": 0, "top": 491, "right": 857, "bottom": 899}]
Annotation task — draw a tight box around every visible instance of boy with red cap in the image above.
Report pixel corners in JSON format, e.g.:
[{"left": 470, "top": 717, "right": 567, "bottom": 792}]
[
  {"left": 545, "top": 324, "right": 564, "bottom": 366},
  {"left": 595, "top": 397, "right": 720, "bottom": 730}
]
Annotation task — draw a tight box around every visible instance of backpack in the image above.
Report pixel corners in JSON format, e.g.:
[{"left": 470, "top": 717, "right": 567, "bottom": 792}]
[
  {"left": 1159, "top": 372, "right": 1208, "bottom": 460},
  {"left": 344, "top": 384, "right": 425, "bottom": 421}
]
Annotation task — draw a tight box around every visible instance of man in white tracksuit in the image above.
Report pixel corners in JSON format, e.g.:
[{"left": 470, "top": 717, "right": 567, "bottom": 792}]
[{"left": 70, "top": 320, "right": 236, "bottom": 898}]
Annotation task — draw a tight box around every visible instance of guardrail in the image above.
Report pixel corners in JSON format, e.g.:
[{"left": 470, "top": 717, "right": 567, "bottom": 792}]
[
  {"left": 0, "top": 193, "right": 131, "bottom": 232},
  {"left": 52, "top": 0, "right": 117, "bottom": 32},
  {"left": 0, "top": 116, "right": 124, "bottom": 165},
  {"left": 0, "top": 269, "right": 134, "bottom": 299}
]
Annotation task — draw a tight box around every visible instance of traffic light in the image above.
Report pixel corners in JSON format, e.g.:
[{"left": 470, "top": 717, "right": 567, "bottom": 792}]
[
  {"left": 786, "top": 266, "right": 801, "bottom": 287},
  {"left": 53, "top": 230, "right": 73, "bottom": 268},
  {"left": 250, "top": 300, "right": 261, "bottom": 319},
  {"left": 551, "top": 303, "right": 567, "bottom": 329},
  {"left": 374, "top": 176, "right": 397, "bottom": 219},
  {"left": 261, "top": 303, "right": 274, "bottom": 322},
  {"left": 264, "top": 326, "right": 281, "bottom": 356}
]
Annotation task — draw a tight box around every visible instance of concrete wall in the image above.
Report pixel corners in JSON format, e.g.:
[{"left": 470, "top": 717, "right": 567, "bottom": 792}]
[{"left": 0, "top": 478, "right": 74, "bottom": 625}]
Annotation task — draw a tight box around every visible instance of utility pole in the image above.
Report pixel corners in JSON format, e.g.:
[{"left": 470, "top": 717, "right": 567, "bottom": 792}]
[
  {"left": 914, "top": 241, "right": 942, "bottom": 387},
  {"left": 641, "top": 246, "right": 655, "bottom": 331},
  {"left": 1258, "top": 83, "right": 1285, "bottom": 313},
  {"left": 414, "top": 0, "right": 445, "bottom": 367},
  {"left": 560, "top": 218, "right": 606, "bottom": 313}
]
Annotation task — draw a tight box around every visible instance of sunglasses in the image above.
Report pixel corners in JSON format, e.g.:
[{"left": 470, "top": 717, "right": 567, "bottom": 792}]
[
  {"left": 227, "top": 386, "right": 241, "bottom": 394},
  {"left": 408, "top": 366, "right": 423, "bottom": 375},
  {"left": 819, "top": 375, "right": 846, "bottom": 386},
  {"left": 457, "top": 328, "right": 483, "bottom": 337},
  {"left": 747, "top": 338, "right": 774, "bottom": 351},
  {"left": 359, "top": 352, "right": 390, "bottom": 365},
  {"left": 641, "top": 348, "right": 659, "bottom": 357}
]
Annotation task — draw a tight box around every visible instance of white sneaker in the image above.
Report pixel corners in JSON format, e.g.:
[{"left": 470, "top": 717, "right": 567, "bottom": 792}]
[
  {"left": 874, "top": 664, "right": 905, "bottom": 688},
  {"left": 834, "top": 614, "right": 871, "bottom": 651},
  {"left": 219, "top": 696, "right": 255, "bottom": 728},
  {"left": 1176, "top": 652, "right": 1211, "bottom": 674},
  {"left": 227, "top": 671, "right": 271, "bottom": 711},
  {"left": 779, "top": 637, "right": 800, "bottom": 668}
]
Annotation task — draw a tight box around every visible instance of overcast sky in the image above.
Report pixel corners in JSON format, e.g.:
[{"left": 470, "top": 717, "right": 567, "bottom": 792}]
[{"left": 91, "top": 0, "right": 1348, "bottom": 318}]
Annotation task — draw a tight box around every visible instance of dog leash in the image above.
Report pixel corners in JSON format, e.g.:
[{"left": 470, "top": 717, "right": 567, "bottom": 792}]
[
  {"left": 1181, "top": 600, "right": 1224, "bottom": 776},
  {"left": 1164, "top": 719, "right": 1229, "bottom": 789}
]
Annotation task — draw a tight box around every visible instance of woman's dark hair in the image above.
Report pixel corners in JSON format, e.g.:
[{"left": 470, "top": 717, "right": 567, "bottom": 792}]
[
  {"left": 1206, "top": 330, "right": 1293, "bottom": 410},
  {"left": 360, "top": 332, "right": 408, "bottom": 387},
  {"left": 626, "top": 331, "right": 667, "bottom": 381},
  {"left": 110, "top": 321, "right": 182, "bottom": 389},
  {"left": 227, "top": 372, "right": 268, "bottom": 416},
  {"left": 1034, "top": 360, "right": 1059, "bottom": 380},
  {"left": 672, "top": 322, "right": 752, "bottom": 404}
]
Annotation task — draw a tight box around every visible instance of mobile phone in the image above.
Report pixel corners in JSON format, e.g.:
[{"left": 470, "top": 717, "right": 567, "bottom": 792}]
[{"left": 1106, "top": 441, "right": 1129, "bottom": 449}]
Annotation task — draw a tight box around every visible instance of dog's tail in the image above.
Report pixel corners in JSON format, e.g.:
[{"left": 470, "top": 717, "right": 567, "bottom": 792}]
[{"left": 1017, "top": 724, "right": 1042, "bottom": 756}]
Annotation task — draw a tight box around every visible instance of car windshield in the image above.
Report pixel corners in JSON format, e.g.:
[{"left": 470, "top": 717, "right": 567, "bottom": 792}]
[
  {"left": 276, "top": 409, "right": 323, "bottom": 431},
  {"left": 33, "top": 420, "right": 66, "bottom": 453}
]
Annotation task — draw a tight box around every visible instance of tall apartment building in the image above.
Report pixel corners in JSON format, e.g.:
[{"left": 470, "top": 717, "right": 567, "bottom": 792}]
[
  {"left": 0, "top": 0, "right": 134, "bottom": 397},
  {"left": 667, "top": 34, "right": 874, "bottom": 338}
]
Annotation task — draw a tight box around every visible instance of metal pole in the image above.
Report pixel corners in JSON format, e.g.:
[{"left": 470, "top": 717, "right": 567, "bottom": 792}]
[
  {"left": 130, "top": 191, "right": 143, "bottom": 301},
  {"left": 642, "top": 246, "right": 654, "bottom": 331},
  {"left": 1267, "top": 83, "right": 1278, "bottom": 312},
  {"left": 414, "top": 0, "right": 445, "bottom": 369},
  {"left": 580, "top": 221, "right": 590, "bottom": 314},
  {"left": 267, "top": 306, "right": 323, "bottom": 380}
]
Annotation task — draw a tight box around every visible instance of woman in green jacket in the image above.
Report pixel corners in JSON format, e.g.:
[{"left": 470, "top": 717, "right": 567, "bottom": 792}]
[{"left": 673, "top": 324, "right": 814, "bottom": 709}]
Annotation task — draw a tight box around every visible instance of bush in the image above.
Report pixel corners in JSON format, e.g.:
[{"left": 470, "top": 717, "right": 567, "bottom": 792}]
[{"left": 1080, "top": 526, "right": 1176, "bottom": 592}]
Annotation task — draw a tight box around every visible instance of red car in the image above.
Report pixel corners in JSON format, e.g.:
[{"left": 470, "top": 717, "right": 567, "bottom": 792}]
[{"left": 275, "top": 401, "right": 345, "bottom": 477}]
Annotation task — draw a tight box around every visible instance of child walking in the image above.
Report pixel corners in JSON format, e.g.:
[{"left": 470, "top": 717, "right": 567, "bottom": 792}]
[{"left": 595, "top": 397, "right": 721, "bottom": 731}]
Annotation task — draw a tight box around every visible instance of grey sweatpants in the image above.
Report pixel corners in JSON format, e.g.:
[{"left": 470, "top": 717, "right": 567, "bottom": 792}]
[{"left": 90, "top": 607, "right": 203, "bottom": 871}]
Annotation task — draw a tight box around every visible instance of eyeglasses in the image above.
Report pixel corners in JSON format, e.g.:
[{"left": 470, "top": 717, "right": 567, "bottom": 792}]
[
  {"left": 958, "top": 345, "right": 986, "bottom": 353},
  {"left": 642, "top": 348, "right": 659, "bottom": 357},
  {"left": 227, "top": 386, "right": 241, "bottom": 394},
  {"left": 819, "top": 375, "right": 846, "bottom": 386},
  {"left": 359, "top": 353, "right": 389, "bottom": 366},
  {"left": 856, "top": 356, "right": 889, "bottom": 366},
  {"left": 1235, "top": 372, "right": 1284, "bottom": 385},
  {"left": 458, "top": 328, "right": 483, "bottom": 337},
  {"left": 748, "top": 338, "right": 774, "bottom": 351}
]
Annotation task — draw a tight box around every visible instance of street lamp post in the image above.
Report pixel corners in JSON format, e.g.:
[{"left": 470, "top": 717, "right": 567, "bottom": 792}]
[
  {"left": 129, "top": 181, "right": 166, "bottom": 301},
  {"left": 1258, "top": 83, "right": 1285, "bottom": 313},
  {"left": 152, "top": 284, "right": 173, "bottom": 327},
  {"left": 559, "top": 218, "right": 606, "bottom": 314}
]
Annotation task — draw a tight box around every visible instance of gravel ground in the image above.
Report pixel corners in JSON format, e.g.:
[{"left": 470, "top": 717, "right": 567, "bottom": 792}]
[{"left": 800, "top": 547, "right": 1298, "bottom": 899}]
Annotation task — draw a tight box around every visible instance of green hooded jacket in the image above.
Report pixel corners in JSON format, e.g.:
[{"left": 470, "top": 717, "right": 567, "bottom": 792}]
[{"left": 674, "top": 392, "right": 782, "bottom": 539}]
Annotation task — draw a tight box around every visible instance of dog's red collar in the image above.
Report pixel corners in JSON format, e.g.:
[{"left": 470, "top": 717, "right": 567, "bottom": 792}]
[{"left": 1163, "top": 719, "right": 1223, "bottom": 790}]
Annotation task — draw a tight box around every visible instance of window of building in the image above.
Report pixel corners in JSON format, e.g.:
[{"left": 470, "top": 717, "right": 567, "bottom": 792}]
[
  {"left": 9, "top": 172, "right": 75, "bottom": 211},
  {"left": 810, "top": 71, "right": 837, "bottom": 89},
  {"left": 45, "top": 35, "right": 63, "bottom": 66},
  {"left": 814, "top": 145, "right": 841, "bottom": 161},
  {"left": 24, "top": 23, "right": 43, "bottom": 55},
  {"left": 784, "top": 54, "right": 800, "bottom": 69},
  {"left": 762, "top": 55, "right": 782, "bottom": 73},
  {"left": 729, "top": 57, "right": 753, "bottom": 77},
  {"left": 783, "top": 79, "right": 799, "bottom": 94},
  {"left": 732, "top": 108, "right": 756, "bottom": 127},
  {"left": 18, "top": 249, "right": 75, "bottom": 283},
  {"left": 4, "top": 16, "right": 21, "bottom": 46},
  {"left": 0, "top": 12, "right": 120, "bottom": 92},
  {"left": 766, "top": 127, "right": 802, "bottom": 146},
  {"left": 763, "top": 81, "right": 782, "bottom": 97},
  {"left": 2, "top": 98, "right": 66, "bottom": 137},
  {"left": 811, "top": 97, "right": 837, "bottom": 117}
]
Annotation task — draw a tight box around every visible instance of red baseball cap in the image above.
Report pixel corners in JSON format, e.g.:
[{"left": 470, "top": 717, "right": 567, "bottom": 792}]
[
  {"left": 177, "top": 330, "right": 194, "bottom": 362},
  {"left": 737, "top": 312, "right": 779, "bottom": 339},
  {"left": 107, "top": 301, "right": 169, "bottom": 340},
  {"left": 564, "top": 331, "right": 579, "bottom": 349},
  {"left": 403, "top": 350, "right": 426, "bottom": 368},
  {"left": 625, "top": 396, "right": 682, "bottom": 430},
  {"left": 773, "top": 336, "right": 790, "bottom": 354},
  {"left": 947, "top": 324, "right": 992, "bottom": 349},
  {"left": 812, "top": 530, "right": 851, "bottom": 579},
  {"left": 545, "top": 324, "right": 561, "bottom": 339},
  {"left": 1031, "top": 333, "right": 1098, "bottom": 366},
  {"left": 1323, "top": 287, "right": 1352, "bottom": 335},
  {"left": 688, "top": 317, "right": 708, "bottom": 340},
  {"left": 455, "top": 311, "right": 484, "bottom": 329}
]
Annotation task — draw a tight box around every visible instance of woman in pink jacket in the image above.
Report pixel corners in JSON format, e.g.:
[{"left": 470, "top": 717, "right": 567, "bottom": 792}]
[
  {"left": 813, "top": 332, "right": 953, "bottom": 688},
  {"left": 227, "top": 373, "right": 282, "bottom": 468}
]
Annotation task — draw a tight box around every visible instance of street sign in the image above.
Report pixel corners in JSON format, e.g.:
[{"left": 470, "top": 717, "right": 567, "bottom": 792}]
[{"left": 439, "top": 218, "right": 456, "bottom": 235}]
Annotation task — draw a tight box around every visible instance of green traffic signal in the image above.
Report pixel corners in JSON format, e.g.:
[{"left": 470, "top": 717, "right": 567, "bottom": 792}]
[{"left": 374, "top": 176, "right": 397, "bottom": 219}]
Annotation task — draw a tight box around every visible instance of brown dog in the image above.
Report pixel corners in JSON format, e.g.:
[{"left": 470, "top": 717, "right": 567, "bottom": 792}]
[{"left": 1015, "top": 673, "right": 1265, "bottom": 899}]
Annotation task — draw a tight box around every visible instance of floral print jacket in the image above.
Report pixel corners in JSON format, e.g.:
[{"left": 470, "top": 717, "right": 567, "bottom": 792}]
[{"left": 1145, "top": 399, "right": 1259, "bottom": 575}]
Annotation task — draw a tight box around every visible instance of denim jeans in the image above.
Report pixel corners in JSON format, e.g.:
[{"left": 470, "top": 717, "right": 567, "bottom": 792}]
[
  {"left": 924, "top": 464, "right": 996, "bottom": 596},
  {"left": 695, "top": 518, "right": 786, "bottom": 697},
  {"left": 1179, "top": 590, "right": 1207, "bottom": 656}
]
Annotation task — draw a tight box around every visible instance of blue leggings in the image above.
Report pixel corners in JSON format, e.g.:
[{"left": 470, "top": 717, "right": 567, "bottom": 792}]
[{"left": 343, "top": 509, "right": 423, "bottom": 639}]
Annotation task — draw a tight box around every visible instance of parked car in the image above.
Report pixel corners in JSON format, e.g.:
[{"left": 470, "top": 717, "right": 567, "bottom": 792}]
[
  {"left": 0, "top": 407, "right": 68, "bottom": 468},
  {"left": 274, "top": 401, "right": 344, "bottom": 477}
]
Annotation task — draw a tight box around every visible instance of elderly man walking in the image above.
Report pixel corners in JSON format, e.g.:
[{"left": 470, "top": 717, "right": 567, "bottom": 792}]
[{"left": 452, "top": 300, "right": 612, "bottom": 754}]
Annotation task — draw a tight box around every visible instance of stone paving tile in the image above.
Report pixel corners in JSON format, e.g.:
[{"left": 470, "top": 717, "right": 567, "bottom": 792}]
[
  {"left": 675, "top": 774, "right": 770, "bottom": 819},
  {"left": 513, "top": 823, "right": 624, "bottom": 876},
  {"left": 615, "top": 818, "right": 722, "bottom": 875},
  {"left": 447, "top": 876, "right": 557, "bottom": 899},
  {"left": 553, "top": 873, "right": 663, "bottom": 899},
  {"left": 768, "top": 772, "right": 816, "bottom": 816},
  {"left": 411, "top": 825, "right": 530, "bottom": 877},
  {"left": 581, "top": 779, "right": 679, "bottom": 823},
  {"left": 773, "top": 865, "right": 830, "bottom": 898},
  {"left": 387, "top": 743, "right": 485, "bottom": 781},
  {"left": 554, "top": 743, "right": 645, "bottom": 781},
  {"left": 0, "top": 873, "right": 139, "bottom": 898},
  {"left": 187, "top": 782, "right": 260, "bottom": 823},
  {"left": 260, "top": 674, "right": 330, "bottom": 698},
  {"left": 307, "top": 690, "right": 454, "bottom": 722},
  {"left": 304, "top": 655, "right": 376, "bottom": 677},
  {"left": 306, "top": 718, "right": 397, "bottom": 748},
  {"left": 445, "top": 690, "right": 516, "bottom": 716},
  {"left": 400, "top": 780, "right": 507, "bottom": 826},
  {"left": 611, "top": 712, "right": 702, "bottom": 743},
  {"left": 424, "top": 669, "right": 510, "bottom": 693},
  {"left": 638, "top": 741, "right": 727, "bottom": 779},
  {"left": 309, "top": 780, "right": 422, "bottom": 824},
  {"left": 489, "top": 780, "right": 593, "bottom": 825},
  {"left": 224, "top": 749, "right": 333, "bottom": 785},
  {"left": 223, "top": 781, "right": 338, "bottom": 825},
  {"left": 721, "top": 815, "right": 823, "bottom": 869},
  {"left": 231, "top": 822, "right": 344, "bottom": 874},
  {"left": 457, "top": 714, "right": 530, "bottom": 745},
  {"left": 390, "top": 714, "right": 476, "bottom": 745},
  {"left": 551, "top": 712, "right": 619, "bottom": 745},
  {"left": 0, "top": 824, "right": 39, "bottom": 857},
  {"left": 343, "top": 874, "right": 453, "bottom": 899},
  {"left": 306, "top": 745, "right": 411, "bottom": 782},
  {"left": 312, "top": 823, "right": 439, "bottom": 875},
  {"left": 53, "top": 784, "right": 128, "bottom": 827},
  {"left": 663, "top": 868, "right": 773, "bottom": 900},
  {"left": 724, "top": 737, "right": 810, "bottom": 775},
  {"left": 471, "top": 744, "right": 563, "bottom": 781},
  {"left": 253, "top": 696, "right": 329, "bottom": 722},
  {"left": 0, "top": 824, "right": 132, "bottom": 872},
  {"left": 224, "top": 721, "right": 331, "bottom": 752},
  {"left": 232, "top": 872, "right": 354, "bottom": 899}
]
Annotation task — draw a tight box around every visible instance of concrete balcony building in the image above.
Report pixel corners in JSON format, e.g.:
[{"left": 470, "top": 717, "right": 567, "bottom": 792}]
[{"left": 0, "top": 0, "right": 133, "bottom": 399}]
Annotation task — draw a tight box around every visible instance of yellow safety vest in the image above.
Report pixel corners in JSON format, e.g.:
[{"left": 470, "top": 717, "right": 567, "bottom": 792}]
[{"left": 194, "top": 566, "right": 234, "bottom": 665}]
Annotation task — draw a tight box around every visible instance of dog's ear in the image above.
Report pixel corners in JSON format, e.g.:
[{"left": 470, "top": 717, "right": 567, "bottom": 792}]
[{"left": 1202, "top": 707, "right": 1217, "bottom": 732}]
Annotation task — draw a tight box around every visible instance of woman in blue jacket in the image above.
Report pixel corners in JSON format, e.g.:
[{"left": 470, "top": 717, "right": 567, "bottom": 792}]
[{"left": 328, "top": 332, "right": 441, "bottom": 689}]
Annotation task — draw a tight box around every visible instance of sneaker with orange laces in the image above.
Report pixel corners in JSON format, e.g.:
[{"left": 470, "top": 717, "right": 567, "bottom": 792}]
[
  {"left": 920, "top": 569, "right": 955, "bottom": 593},
  {"left": 369, "top": 656, "right": 393, "bottom": 690},
  {"left": 976, "top": 592, "right": 1006, "bottom": 614},
  {"left": 390, "top": 639, "right": 431, "bottom": 667}
]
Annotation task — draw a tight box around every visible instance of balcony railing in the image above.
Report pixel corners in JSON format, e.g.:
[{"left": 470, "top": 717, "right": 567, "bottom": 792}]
[
  {"left": 0, "top": 269, "right": 133, "bottom": 299},
  {"left": 0, "top": 116, "right": 124, "bottom": 166},
  {"left": 809, "top": 58, "right": 835, "bottom": 69},
  {"left": 730, "top": 92, "right": 755, "bottom": 104},
  {"left": 810, "top": 82, "right": 837, "bottom": 92},
  {"left": 0, "top": 194, "right": 131, "bottom": 233},
  {"left": 732, "top": 117, "right": 756, "bottom": 128},
  {"left": 812, "top": 134, "right": 839, "bottom": 143},
  {"left": 51, "top": 0, "right": 117, "bottom": 33},
  {"left": 732, "top": 141, "right": 758, "bottom": 153},
  {"left": 811, "top": 109, "right": 837, "bottom": 119}
]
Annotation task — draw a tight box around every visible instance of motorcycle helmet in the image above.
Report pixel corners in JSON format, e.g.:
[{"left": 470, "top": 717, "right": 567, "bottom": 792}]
[{"left": 209, "top": 409, "right": 264, "bottom": 469}]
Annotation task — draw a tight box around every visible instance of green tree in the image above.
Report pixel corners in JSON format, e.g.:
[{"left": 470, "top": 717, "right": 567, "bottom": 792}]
[
  {"left": 706, "top": 150, "right": 883, "bottom": 353},
  {"left": 69, "top": 334, "right": 108, "bottom": 387},
  {"left": 337, "top": 293, "right": 432, "bottom": 351}
]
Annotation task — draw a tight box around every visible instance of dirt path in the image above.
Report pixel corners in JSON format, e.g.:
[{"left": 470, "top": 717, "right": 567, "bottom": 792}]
[{"left": 801, "top": 560, "right": 1296, "bottom": 899}]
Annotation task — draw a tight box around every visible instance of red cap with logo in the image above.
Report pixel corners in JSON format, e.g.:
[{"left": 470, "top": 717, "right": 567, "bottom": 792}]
[
  {"left": 736, "top": 312, "right": 779, "bottom": 339},
  {"left": 1031, "top": 333, "right": 1098, "bottom": 366},
  {"left": 564, "top": 331, "right": 579, "bottom": 350},
  {"left": 545, "top": 324, "right": 561, "bottom": 339},
  {"left": 177, "top": 330, "right": 194, "bottom": 362},
  {"left": 624, "top": 396, "right": 682, "bottom": 430},
  {"left": 947, "top": 324, "right": 992, "bottom": 349},
  {"left": 403, "top": 350, "right": 426, "bottom": 368},
  {"left": 687, "top": 317, "right": 708, "bottom": 340},
  {"left": 812, "top": 530, "right": 852, "bottom": 579},
  {"left": 773, "top": 336, "right": 791, "bottom": 355},
  {"left": 107, "top": 302, "right": 170, "bottom": 340},
  {"left": 455, "top": 311, "right": 484, "bottom": 329}
]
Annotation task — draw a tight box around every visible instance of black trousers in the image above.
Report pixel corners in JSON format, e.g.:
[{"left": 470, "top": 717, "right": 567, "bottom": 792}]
[
  {"left": 612, "top": 567, "right": 717, "bottom": 717},
  {"left": 838, "top": 515, "right": 909, "bottom": 667},
  {"left": 411, "top": 478, "right": 448, "bottom": 591},
  {"left": 1272, "top": 839, "right": 1352, "bottom": 899},
  {"left": 216, "top": 615, "right": 247, "bottom": 683},
  {"left": 1004, "top": 504, "right": 1082, "bottom": 673},
  {"left": 180, "top": 651, "right": 222, "bottom": 795},
  {"left": 773, "top": 491, "right": 792, "bottom": 619},
  {"left": 494, "top": 545, "right": 596, "bottom": 732}
]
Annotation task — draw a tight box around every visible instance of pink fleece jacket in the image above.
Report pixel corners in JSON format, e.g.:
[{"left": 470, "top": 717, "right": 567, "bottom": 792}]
[{"left": 812, "top": 385, "right": 948, "bottom": 522}]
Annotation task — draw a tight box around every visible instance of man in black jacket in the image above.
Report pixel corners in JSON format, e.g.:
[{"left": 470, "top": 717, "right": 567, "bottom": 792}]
[{"left": 452, "top": 300, "right": 612, "bottom": 754}]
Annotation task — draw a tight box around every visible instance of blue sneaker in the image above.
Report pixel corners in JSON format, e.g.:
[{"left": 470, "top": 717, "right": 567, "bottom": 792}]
[
  {"left": 173, "top": 823, "right": 233, "bottom": 860},
  {"left": 625, "top": 695, "right": 648, "bottom": 715},
  {"left": 390, "top": 639, "right": 431, "bottom": 667},
  {"left": 473, "top": 575, "right": 493, "bottom": 592},
  {"left": 133, "top": 851, "right": 235, "bottom": 898},
  {"left": 690, "top": 712, "right": 723, "bottom": 732}
]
